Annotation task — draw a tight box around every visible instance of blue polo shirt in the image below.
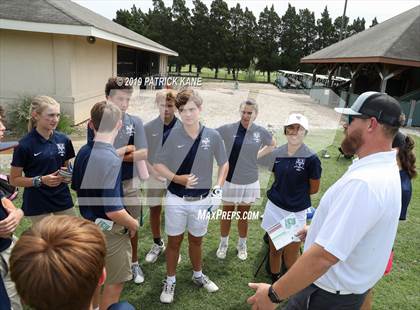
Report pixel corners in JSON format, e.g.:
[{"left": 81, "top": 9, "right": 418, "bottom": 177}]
[
  {"left": 155, "top": 124, "right": 227, "bottom": 197},
  {"left": 144, "top": 116, "right": 179, "bottom": 164},
  {"left": 0, "top": 274, "right": 10, "bottom": 310},
  {"left": 88, "top": 113, "right": 148, "bottom": 181},
  {"left": 11, "top": 129, "right": 75, "bottom": 216},
  {"left": 258, "top": 143, "right": 322, "bottom": 212},
  {"left": 0, "top": 193, "right": 12, "bottom": 252},
  {"left": 217, "top": 121, "right": 272, "bottom": 184},
  {"left": 400, "top": 170, "right": 412, "bottom": 220},
  {"left": 72, "top": 141, "right": 124, "bottom": 222}
]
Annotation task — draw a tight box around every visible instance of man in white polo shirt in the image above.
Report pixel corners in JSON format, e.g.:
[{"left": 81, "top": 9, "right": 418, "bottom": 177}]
[{"left": 247, "top": 92, "right": 404, "bottom": 309}]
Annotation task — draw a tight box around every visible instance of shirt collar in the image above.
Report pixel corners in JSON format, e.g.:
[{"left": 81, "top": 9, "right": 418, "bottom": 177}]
[
  {"left": 348, "top": 150, "right": 397, "bottom": 172},
  {"left": 32, "top": 128, "right": 54, "bottom": 144},
  {"left": 180, "top": 123, "right": 204, "bottom": 140}
]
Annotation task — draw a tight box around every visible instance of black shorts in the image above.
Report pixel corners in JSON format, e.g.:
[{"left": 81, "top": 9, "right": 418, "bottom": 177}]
[{"left": 284, "top": 284, "right": 368, "bottom": 310}]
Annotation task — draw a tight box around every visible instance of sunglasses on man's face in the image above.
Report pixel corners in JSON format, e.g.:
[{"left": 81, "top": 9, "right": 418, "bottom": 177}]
[{"left": 346, "top": 114, "right": 370, "bottom": 124}]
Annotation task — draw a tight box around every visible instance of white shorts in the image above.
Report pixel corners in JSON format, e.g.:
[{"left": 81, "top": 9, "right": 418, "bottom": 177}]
[
  {"left": 222, "top": 180, "right": 261, "bottom": 204},
  {"left": 165, "top": 191, "right": 211, "bottom": 237},
  {"left": 261, "top": 199, "right": 307, "bottom": 243}
]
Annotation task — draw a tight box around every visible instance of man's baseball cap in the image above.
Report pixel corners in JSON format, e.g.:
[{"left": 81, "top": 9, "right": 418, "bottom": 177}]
[
  {"left": 334, "top": 92, "right": 403, "bottom": 127},
  {"left": 284, "top": 113, "right": 309, "bottom": 131}
]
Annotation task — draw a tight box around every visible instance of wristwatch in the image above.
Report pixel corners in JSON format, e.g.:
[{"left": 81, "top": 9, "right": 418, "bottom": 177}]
[
  {"left": 268, "top": 285, "right": 282, "bottom": 304},
  {"left": 33, "top": 176, "right": 42, "bottom": 188}
]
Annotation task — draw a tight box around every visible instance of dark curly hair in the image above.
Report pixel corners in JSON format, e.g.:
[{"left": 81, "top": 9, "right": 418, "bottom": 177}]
[{"left": 393, "top": 132, "right": 417, "bottom": 179}]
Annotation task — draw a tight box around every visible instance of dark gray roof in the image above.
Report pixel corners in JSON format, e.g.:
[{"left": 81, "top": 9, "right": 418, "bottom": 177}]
[
  {"left": 302, "top": 5, "right": 420, "bottom": 64},
  {"left": 0, "top": 0, "right": 177, "bottom": 56}
]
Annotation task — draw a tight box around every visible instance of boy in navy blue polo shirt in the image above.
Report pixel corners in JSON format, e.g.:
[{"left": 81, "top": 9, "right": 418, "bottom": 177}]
[
  {"left": 10, "top": 96, "right": 75, "bottom": 224},
  {"left": 144, "top": 89, "right": 179, "bottom": 264},
  {"left": 0, "top": 107, "right": 23, "bottom": 310},
  {"left": 258, "top": 113, "right": 321, "bottom": 282},
  {"left": 87, "top": 77, "right": 148, "bottom": 284},
  {"left": 73, "top": 101, "right": 139, "bottom": 310},
  {"left": 154, "top": 88, "right": 228, "bottom": 304}
]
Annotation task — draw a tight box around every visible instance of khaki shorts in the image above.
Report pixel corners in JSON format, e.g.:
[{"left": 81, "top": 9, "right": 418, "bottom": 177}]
[
  {"left": 145, "top": 176, "right": 167, "bottom": 207},
  {"left": 122, "top": 178, "right": 142, "bottom": 219},
  {"left": 103, "top": 224, "right": 132, "bottom": 285},
  {"left": 27, "top": 207, "right": 76, "bottom": 225}
]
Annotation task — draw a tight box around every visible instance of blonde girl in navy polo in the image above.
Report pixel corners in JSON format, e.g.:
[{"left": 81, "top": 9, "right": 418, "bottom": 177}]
[{"left": 10, "top": 96, "right": 76, "bottom": 224}]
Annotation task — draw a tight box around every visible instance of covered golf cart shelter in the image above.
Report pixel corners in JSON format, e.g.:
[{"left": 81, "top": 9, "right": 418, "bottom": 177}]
[{"left": 301, "top": 5, "right": 420, "bottom": 126}]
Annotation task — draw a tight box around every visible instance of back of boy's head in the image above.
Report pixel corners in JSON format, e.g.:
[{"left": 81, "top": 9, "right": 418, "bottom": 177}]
[
  {"left": 90, "top": 101, "right": 121, "bottom": 133},
  {"left": 105, "top": 77, "right": 133, "bottom": 97},
  {"left": 175, "top": 87, "right": 203, "bottom": 110},
  {"left": 10, "top": 215, "right": 106, "bottom": 310}
]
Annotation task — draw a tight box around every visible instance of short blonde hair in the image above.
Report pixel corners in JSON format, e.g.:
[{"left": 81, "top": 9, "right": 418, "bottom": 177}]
[
  {"left": 28, "top": 96, "right": 60, "bottom": 132},
  {"left": 10, "top": 215, "right": 106, "bottom": 310}
]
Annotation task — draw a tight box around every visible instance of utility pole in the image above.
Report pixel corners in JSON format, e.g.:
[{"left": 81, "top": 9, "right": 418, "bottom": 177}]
[{"left": 336, "top": 0, "right": 348, "bottom": 77}]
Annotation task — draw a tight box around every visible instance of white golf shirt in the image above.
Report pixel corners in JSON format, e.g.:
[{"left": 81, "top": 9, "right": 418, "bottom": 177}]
[{"left": 304, "top": 150, "right": 401, "bottom": 294}]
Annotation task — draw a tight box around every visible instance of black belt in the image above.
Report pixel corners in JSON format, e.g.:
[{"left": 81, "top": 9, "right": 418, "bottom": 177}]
[{"left": 181, "top": 192, "right": 209, "bottom": 202}]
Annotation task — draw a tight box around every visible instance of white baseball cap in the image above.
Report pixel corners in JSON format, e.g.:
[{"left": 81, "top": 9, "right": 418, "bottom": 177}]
[{"left": 284, "top": 113, "right": 309, "bottom": 131}]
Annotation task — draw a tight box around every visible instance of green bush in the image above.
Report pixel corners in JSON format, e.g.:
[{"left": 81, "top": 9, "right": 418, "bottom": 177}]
[{"left": 7, "top": 96, "right": 74, "bottom": 136}]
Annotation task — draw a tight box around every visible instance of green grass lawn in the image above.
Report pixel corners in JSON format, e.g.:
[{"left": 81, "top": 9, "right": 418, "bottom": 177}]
[
  {"left": 13, "top": 131, "right": 420, "bottom": 309},
  {"left": 170, "top": 65, "right": 278, "bottom": 83}
]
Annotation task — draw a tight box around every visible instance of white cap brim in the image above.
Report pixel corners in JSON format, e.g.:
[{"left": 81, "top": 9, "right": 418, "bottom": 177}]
[{"left": 334, "top": 107, "right": 362, "bottom": 116}]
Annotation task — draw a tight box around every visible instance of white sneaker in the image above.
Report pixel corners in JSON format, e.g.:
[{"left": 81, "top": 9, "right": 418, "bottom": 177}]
[
  {"left": 192, "top": 274, "right": 219, "bottom": 293},
  {"left": 132, "top": 264, "right": 144, "bottom": 284},
  {"left": 216, "top": 242, "right": 228, "bottom": 259},
  {"left": 145, "top": 242, "right": 166, "bottom": 263},
  {"left": 237, "top": 243, "right": 248, "bottom": 261},
  {"left": 160, "top": 280, "right": 176, "bottom": 304}
]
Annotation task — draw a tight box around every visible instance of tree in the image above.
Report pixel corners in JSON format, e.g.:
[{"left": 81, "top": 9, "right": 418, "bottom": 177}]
[
  {"left": 144, "top": 0, "right": 172, "bottom": 47},
  {"left": 171, "top": 0, "right": 191, "bottom": 72},
  {"left": 227, "top": 3, "right": 246, "bottom": 79},
  {"left": 241, "top": 8, "right": 258, "bottom": 72},
  {"left": 333, "top": 15, "right": 350, "bottom": 43},
  {"left": 298, "top": 9, "right": 316, "bottom": 57},
  {"left": 370, "top": 17, "right": 379, "bottom": 28},
  {"left": 280, "top": 4, "right": 301, "bottom": 70},
  {"left": 114, "top": 8, "right": 133, "bottom": 29},
  {"left": 316, "top": 6, "right": 335, "bottom": 50},
  {"left": 348, "top": 17, "right": 366, "bottom": 36},
  {"left": 209, "top": 0, "right": 231, "bottom": 79},
  {"left": 190, "top": 0, "right": 210, "bottom": 73},
  {"left": 256, "top": 5, "right": 281, "bottom": 83}
]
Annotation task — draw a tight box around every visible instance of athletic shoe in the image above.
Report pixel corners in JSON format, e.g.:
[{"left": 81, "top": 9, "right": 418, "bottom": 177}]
[
  {"left": 132, "top": 264, "right": 144, "bottom": 284},
  {"left": 192, "top": 275, "right": 219, "bottom": 293},
  {"left": 145, "top": 242, "right": 166, "bottom": 263},
  {"left": 216, "top": 242, "right": 228, "bottom": 259},
  {"left": 237, "top": 243, "right": 248, "bottom": 261},
  {"left": 160, "top": 280, "right": 176, "bottom": 304}
]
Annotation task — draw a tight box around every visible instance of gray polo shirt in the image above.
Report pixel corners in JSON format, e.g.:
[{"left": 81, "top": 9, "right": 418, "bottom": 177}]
[
  {"left": 87, "top": 113, "right": 148, "bottom": 181},
  {"left": 154, "top": 124, "right": 227, "bottom": 197},
  {"left": 144, "top": 116, "right": 179, "bottom": 164},
  {"left": 217, "top": 121, "right": 272, "bottom": 185}
]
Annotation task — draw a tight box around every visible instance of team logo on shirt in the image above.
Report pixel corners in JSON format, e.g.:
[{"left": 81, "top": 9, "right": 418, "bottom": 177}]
[
  {"left": 294, "top": 158, "right": 305, "bottom": 171},
  {"left": 56, "top": 143, "right": 66, "bottom": 157},
  {"left": 125, "top": 124, "right": 135, "bottom": 136},
  {"left": 200, "top": 137, "right": 211, "bottom": 150},
  {"left": 253, "top": 132, "right": 261, "bottom": 143}
]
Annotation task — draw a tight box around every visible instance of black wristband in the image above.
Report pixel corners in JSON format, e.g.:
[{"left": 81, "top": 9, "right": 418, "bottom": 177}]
[{"left": 268, "top": 285, "right": 282, "bottom": 304}]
